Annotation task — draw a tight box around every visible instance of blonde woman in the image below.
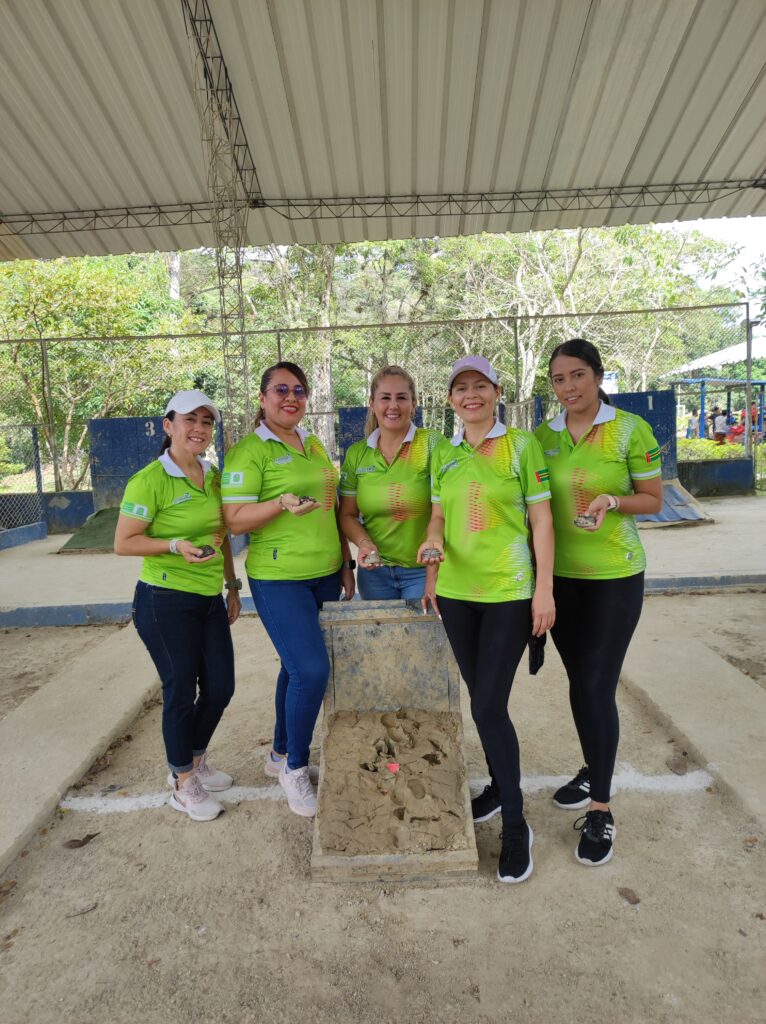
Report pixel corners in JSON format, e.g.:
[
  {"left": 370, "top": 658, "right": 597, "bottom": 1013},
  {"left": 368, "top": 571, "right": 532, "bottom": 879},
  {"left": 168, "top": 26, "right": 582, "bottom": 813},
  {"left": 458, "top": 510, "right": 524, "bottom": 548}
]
[{"left": 339, "top": 365, "right": 442, "bottom": 600}]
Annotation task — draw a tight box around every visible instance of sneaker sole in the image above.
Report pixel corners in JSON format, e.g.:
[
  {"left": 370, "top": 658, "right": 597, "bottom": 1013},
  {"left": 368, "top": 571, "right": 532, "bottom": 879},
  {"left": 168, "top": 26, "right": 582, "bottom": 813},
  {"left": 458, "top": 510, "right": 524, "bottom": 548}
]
[
  {"left": 575, "top": 825, "right": 617, "bottom": 867},
  {"left": 552, "top": 794, "right": 591, "bottom": 810},
  {"left": 168, "top": 793, "right": 224, "bottom": 822},
  {"left": 473, "top": 804, "right": 502, "bottom": 824},
  {"left": 497, "top": 827, "right": 534, "bottom": 884}
]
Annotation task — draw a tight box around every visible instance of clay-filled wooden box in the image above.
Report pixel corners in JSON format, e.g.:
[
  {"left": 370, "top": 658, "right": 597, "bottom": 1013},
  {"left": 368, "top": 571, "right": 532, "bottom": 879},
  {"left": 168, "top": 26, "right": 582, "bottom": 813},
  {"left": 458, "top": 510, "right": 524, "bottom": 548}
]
[{"left": 311, "top": 600, "right": 478, "bottom": 882}]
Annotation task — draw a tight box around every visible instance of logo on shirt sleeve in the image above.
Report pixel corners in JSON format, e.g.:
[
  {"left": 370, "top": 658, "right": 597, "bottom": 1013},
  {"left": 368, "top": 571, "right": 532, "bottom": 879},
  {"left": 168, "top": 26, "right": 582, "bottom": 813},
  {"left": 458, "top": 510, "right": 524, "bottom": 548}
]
[
  {"left": 122, "top": 501, "right": 149, "bottom": 518},
  {"left": 222, "top": 471, "right": 244, "bottom": 486},
  {"left": 535, "top": 468, "right": 550, "bottom": 484},
  {"left": 645, "top": 446, "right": 661, "bottom": 464}
]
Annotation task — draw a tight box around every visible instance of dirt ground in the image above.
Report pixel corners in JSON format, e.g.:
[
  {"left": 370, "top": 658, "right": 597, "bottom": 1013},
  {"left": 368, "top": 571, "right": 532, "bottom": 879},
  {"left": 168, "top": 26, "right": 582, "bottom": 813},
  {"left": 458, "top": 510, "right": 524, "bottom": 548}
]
[
  {"left": 0, "top": 625, "right": 119, "bottom": 722},
  {"left": 0, "top": 597, "right": 765, "bottom": 1024}
]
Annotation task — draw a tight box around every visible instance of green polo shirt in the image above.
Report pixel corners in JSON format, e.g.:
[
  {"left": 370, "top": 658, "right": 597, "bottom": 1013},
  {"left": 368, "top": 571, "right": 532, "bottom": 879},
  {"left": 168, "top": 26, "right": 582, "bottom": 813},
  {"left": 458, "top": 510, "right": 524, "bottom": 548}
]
[
  {"left": 221, "top": 424, "right": 342, "bottom": 581},
  {"left": 340, "top": 424, "right": 442, "bottom": 568},
  {"left": 430, "top": 421, "right": 552, "bottom": 602},
  {"left": 535, "top": 403, "right": 662, "bottom": 580},
  {"left": 120, "top": 453, "right": 225, "bottom": 596}
]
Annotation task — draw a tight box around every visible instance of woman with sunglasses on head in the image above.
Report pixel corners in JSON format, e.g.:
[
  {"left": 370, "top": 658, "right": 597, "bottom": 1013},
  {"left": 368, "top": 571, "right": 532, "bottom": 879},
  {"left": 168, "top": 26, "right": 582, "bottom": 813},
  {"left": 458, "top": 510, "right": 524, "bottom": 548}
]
[
  {"left": 222, "top": 362, "right": 355, "bottom": 818},
  {"left": 115, "top": 390, "right": 240, "bottom": 822},
  {"left": 419, "top": 356, "right": 555, "bottom": 884},
  {"left": 339, "top": 365, "right": 442, "bottom": 600},
  {"left": 536, "top": 339, "right": 662, "bottom": 866}
]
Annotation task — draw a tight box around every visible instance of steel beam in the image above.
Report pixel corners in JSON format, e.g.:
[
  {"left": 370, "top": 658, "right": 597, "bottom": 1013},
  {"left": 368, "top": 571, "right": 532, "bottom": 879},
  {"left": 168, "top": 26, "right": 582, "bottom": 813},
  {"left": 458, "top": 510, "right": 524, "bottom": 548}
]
[{"left": 3, "top": 178, "right": 763, "bottom": 234}]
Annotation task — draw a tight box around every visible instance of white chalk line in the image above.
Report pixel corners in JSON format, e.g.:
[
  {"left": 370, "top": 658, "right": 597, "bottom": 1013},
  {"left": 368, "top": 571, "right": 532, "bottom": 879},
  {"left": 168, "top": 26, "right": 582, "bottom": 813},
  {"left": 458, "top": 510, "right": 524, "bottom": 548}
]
[{"left": 60, "top": 764, "right": 714, "bottom": 815}]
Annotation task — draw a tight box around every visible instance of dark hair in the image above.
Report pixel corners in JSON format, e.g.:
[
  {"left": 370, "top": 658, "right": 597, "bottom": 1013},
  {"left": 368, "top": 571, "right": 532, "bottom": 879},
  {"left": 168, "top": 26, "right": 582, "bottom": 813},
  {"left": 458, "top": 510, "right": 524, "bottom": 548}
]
[
  {"left": 548, "top": 337, "right": 610, "bottom": 405},
  {"left": 255, "top": 362, "right": 310, "bottom": 427},
  {"left": 160, "top": 410, "right": 175, "bottom": 454}
]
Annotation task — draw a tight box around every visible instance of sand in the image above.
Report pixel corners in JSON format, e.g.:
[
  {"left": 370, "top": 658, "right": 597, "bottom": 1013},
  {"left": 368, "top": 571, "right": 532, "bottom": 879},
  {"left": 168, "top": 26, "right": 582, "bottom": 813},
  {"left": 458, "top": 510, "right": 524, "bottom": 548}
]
[{"left": 318, "top": 709, "right": 469, "bottom": 856}]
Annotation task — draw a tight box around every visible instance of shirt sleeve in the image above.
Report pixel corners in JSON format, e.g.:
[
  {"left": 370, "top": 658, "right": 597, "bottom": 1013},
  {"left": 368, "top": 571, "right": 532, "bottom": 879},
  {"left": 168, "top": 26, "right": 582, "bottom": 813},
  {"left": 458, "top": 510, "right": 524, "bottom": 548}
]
[
  {"left": 628, "top": 417, "right": 663, "bottom": 480},
  {"left": 518, "top": 434, "right": 552, "bottom": 504},
  {"left": 339, "top": 445, "right": 359, "bottom": 497},
  {"left": 221, "top": 439, "right": 263, "bottom": 504},
  {"left": 120, "top": 469, "right": 157, "bottom": 523},
  {"left": 430, "top": 443, "right": 445, "bottom": 504}
]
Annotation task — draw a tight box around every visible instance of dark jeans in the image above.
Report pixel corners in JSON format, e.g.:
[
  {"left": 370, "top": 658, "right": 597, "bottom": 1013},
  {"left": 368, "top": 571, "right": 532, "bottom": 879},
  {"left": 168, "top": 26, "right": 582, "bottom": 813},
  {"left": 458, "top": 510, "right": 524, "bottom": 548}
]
[
  {"left": 249, "top": 572, "right": 342, "bottom": 770},
  {"left": 439, "top": 596, "right": 532, "bottom": 826},
  {"left": 550, "top": 573, "right": 645, "bottom": 804},
  {"left": 132, "top": 581, "right": 235, "bottom": 773}
]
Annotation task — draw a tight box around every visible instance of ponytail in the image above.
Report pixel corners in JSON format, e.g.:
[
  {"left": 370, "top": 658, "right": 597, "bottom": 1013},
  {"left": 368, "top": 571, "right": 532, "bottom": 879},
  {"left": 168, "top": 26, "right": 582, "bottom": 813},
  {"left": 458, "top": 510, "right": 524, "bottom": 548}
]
[{"left": 159, "top": 411, "right": 175, "bottom": 454}]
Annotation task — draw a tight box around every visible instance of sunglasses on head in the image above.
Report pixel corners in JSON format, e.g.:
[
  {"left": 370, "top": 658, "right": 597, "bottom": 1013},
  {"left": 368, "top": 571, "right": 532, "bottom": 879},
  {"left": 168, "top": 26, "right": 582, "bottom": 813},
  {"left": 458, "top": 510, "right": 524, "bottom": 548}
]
[{"left": 266, "top": 384, "right": 308, "bottom": 400}]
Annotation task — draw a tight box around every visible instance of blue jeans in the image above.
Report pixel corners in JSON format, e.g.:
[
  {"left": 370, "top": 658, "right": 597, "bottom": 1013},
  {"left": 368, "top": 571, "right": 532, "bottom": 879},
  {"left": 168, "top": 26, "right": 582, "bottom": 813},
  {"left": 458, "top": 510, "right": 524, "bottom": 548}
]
[
  {"left": 249, "top": 571, "right": 342, "bottom": 770},
  {"left": 132, "top": 581, "right": 235, "bottom": 773},
  {"left": 357, "top": 565, "right": 426, "bottom": 601}
]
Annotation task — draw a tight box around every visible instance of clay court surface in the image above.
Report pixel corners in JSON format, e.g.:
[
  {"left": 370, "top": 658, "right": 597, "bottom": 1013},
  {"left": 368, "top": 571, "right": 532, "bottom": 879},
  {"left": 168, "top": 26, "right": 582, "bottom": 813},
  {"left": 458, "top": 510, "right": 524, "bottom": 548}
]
[{"left": 1, "top": 595, "right": 765, "bottom": 1024}]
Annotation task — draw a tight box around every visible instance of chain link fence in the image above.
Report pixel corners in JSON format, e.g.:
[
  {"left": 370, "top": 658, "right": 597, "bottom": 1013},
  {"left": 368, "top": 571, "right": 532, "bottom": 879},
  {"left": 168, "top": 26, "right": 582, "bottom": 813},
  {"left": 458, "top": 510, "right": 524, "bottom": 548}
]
[
  {"left": 0, "top": 425, "right": 44, "bottom": 531},
  {"left": 0, "top": 302, "right": 752, "bottom": 487}
]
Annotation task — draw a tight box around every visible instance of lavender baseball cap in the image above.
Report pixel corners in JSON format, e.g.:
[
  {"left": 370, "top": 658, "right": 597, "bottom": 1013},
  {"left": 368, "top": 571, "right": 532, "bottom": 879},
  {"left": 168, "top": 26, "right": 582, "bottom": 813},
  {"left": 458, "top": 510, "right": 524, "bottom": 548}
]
[{"left": 447, "top": 355, "right": 499, "bottom": 391}]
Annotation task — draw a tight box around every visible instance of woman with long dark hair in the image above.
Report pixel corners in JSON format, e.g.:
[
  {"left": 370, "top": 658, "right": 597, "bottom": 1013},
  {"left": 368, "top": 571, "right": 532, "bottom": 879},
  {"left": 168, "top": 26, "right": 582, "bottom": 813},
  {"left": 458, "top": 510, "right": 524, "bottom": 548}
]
[
  {"left": 222, "top": 362, "right": 354, "bottom": 818},
  {"left": 536, "top": 339, "right": 662, "bottom": 865},
  {"left": 339, "top": 365, "right": 442, "bottom": 600},
  {"left": 115, "top": 390, "right": 240, "bottom": 822}
]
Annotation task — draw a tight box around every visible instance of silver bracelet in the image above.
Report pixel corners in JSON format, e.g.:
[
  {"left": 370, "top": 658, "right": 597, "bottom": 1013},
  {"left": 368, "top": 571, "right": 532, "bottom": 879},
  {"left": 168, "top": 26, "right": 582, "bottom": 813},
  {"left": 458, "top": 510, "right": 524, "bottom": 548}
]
[{"left": 169, "top": 538, "right": 181, "bottom": 554}]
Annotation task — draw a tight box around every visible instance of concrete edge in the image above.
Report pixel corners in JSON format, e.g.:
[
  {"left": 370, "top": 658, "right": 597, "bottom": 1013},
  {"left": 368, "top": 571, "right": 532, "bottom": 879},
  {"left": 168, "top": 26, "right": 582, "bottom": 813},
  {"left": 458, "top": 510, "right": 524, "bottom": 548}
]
[
  {"left": 0, "top": 630, "right": 162, "bottom": 874},
  {"left": 0, "top": 597, "right": 258, "bottom": 628}
]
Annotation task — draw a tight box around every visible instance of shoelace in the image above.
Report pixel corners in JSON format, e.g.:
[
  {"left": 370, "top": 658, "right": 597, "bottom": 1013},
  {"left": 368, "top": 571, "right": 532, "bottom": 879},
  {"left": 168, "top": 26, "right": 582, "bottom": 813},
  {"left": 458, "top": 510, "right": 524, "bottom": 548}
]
[
  {"left": 291, "top": 768, "right": 315, "bottom": 800},
  {"left": 569, "top": 765, "right": 590, "bottom": 789},
  {"left": 574, "top": 810, "right": 613, "bottom": 842},
  {"left": 181, "top": 775, "right": 208, "bottom": 803},
  {"left": 499, "top": 822, "right": 528, "bottom": 854},
  {"left": 196, "top": 753, "right": 211, "bottom": 777}
]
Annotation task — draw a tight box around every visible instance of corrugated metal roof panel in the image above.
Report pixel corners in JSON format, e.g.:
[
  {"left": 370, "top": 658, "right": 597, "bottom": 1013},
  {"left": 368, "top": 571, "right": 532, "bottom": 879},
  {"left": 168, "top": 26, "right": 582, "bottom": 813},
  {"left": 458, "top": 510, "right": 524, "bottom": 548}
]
[{"left": 0, "top": 0, "right": 764, "bottom": 258}]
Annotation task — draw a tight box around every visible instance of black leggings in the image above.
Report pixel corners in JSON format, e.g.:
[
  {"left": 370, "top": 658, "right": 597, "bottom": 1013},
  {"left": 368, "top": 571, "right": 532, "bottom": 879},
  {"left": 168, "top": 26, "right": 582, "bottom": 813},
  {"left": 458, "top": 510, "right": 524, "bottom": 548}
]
[
  {"left": 550, "top": 573, "right": 645, "bottom": 804},
  {"left": 439, "top": 596, "right": 531, "bottom": 826}
]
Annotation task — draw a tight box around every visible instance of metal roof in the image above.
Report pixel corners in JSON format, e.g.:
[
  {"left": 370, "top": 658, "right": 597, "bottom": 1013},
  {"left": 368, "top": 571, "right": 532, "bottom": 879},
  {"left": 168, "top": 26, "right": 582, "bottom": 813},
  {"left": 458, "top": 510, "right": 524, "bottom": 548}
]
[{"left": 1, "top": 0, "right": 765, "bottom": 259}]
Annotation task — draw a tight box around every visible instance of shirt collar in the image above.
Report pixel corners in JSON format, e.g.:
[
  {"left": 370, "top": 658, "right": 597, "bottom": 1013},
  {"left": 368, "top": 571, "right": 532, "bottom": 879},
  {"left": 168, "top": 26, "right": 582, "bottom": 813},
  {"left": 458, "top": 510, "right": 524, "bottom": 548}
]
[
  {"left": 366, "top": 422, "right": 417, "bottom": 449},
  {"left": 158, "top": 451, "right": 212, "bottom": 478},
  {"left": 450, "top": 418, "right": 507, "bottom": 446},
  {"left": 255, "top": 423, "right": 310, "bottom": 444},
  {"left": 548, "top": 400, "right": 616, "bottom": 432}
]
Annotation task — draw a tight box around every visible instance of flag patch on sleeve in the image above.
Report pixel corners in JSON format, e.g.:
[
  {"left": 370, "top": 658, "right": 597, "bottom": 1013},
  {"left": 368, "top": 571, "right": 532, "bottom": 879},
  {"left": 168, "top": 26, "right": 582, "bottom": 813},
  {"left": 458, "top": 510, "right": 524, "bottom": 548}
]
[
  {"left": 645, "top": 447, "right": 661, "bottom": 463},
  {"left": 535, "top": 468, "right": 550, "bottom": 484}
]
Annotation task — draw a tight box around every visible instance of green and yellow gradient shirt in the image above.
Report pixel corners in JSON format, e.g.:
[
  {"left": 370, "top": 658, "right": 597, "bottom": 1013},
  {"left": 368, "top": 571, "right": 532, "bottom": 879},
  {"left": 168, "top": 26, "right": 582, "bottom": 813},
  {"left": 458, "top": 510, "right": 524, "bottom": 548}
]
[
  {"left": 120, "top": 453, "right": 225, "bottom": 596},
  {"left": 535, "top": 402, "right": 662, "bottom": 580},
  {"left": 221, "top": 423, "right": 342, "bottom": 581},
  {"left": 340, "top": 424, "right": 442, "bottom": 568},
  {"left": 430, "top": 421, "right": 552, "bottom": 602}
]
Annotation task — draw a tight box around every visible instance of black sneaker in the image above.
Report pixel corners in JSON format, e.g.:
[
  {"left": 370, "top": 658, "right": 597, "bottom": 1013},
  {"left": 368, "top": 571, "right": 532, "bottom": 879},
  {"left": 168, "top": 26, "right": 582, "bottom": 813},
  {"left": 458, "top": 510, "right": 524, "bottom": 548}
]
[
  {"left": 497, "top": 821, "right": 534, "bottom": 883},
  {"left": 472, "top": 782, "right": 501, "bottom": 823},
  {"left": 553, "top": 765, "right": 590, "bottom": 809},
  {"left": 574, "top": 809, "right": 616, "bottom": 866}
]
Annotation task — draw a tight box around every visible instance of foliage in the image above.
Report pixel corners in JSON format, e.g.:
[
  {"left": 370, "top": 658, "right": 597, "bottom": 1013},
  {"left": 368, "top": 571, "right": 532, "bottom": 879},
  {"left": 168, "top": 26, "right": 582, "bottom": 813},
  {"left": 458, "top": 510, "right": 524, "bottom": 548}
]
[
  {"left": 0, "top": 436, "right": 24, "bottom": 478},
  {"left": 677, "top": 438, "right": 750, "bottom": 461}
]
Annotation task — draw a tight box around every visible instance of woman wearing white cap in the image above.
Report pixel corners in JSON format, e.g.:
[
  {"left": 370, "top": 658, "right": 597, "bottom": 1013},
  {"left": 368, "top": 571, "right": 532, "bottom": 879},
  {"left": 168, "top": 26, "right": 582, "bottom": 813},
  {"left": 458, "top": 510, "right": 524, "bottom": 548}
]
[
  {"left": 419, "top": 356, "right": 555, "bottom": 884},
  {"left": 115, "top": 390, "right": 241, "bottom": 822}
]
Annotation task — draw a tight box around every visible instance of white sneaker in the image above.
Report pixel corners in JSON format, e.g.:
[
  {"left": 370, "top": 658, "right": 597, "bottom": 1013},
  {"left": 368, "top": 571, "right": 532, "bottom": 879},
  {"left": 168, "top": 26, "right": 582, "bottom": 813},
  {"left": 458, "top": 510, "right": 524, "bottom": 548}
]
[
  {"left": 279, "top": 763, "right": 317, "bottom": 818},
  {"left": 194, "top": 752, "right": 233, "bottom": 792},
  {"left": 266, "top": 750, "right": 319, "bottom": 784},
  {"left": 169, "top": 774, "right": 224, "bottom": 821}
]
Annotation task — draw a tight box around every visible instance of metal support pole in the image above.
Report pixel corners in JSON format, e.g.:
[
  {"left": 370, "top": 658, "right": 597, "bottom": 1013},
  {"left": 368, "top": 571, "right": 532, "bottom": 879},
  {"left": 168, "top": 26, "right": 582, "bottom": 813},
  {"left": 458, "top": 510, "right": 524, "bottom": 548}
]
[
  {"left": 183, "top": 0, "right": 263, "bottom": 445},
  {"left": 513, "top": 317, "right": 520, "bottom": 403},
  {"left": 744, "top": 305, "right": 753, "bottom": 457},
  {"left": 31, "top": 427, "right": 44, "bottom": 521}
]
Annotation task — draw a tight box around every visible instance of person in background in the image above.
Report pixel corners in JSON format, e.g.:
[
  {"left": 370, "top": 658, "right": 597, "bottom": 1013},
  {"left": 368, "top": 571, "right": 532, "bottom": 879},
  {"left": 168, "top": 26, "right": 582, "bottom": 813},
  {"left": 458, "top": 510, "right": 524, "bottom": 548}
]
[
  {"left": 222, "top": 362, "right": 354, "bottom": 819},
  {"left": 115, "top": 390, "right": 240, "bottom": 822},
  {"left": 713, "top": 409, "right": 728, "bottom": 444},
  {"left": 339, "top": 365, "right": 442, "bottom": 600},
  {"left": 419, "top": 355, "right": 555, "bottom": 885},
  {"left": 536, "top": 339, "right": 662, "bottom": 866},
  {"left": 686, "top": 408, "right": 700, "bottom": 439}
]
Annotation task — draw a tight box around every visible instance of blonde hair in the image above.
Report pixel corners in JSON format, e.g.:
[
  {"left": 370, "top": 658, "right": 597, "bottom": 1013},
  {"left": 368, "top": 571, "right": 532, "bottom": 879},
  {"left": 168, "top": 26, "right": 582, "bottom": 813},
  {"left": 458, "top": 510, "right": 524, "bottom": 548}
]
[{"left": 364, "top": 366, "right": 417, "bottom": 437}]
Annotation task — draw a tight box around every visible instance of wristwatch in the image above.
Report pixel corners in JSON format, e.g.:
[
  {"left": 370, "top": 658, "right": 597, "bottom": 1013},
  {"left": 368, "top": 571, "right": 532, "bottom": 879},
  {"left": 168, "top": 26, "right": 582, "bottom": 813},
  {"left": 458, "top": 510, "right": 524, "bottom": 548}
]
[
  {"left": 606, "top": 494, "right": 621, "bottom": 512},
  {"left": 224, "top": 578, "right": 243, "bottom": 590},
  {"left": 342, "top": 560, "right": 356, "bottom": 570}
]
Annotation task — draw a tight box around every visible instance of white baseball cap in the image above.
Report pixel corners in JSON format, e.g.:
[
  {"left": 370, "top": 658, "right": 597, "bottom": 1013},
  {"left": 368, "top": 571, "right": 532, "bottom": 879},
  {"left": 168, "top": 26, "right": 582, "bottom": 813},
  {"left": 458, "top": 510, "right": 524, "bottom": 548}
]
[
  {"left": 447, "top": 355, "right": 499, "bottom": 391},
  {"left": 164, "top": 389, "right": 221, "bottom": 422}
]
